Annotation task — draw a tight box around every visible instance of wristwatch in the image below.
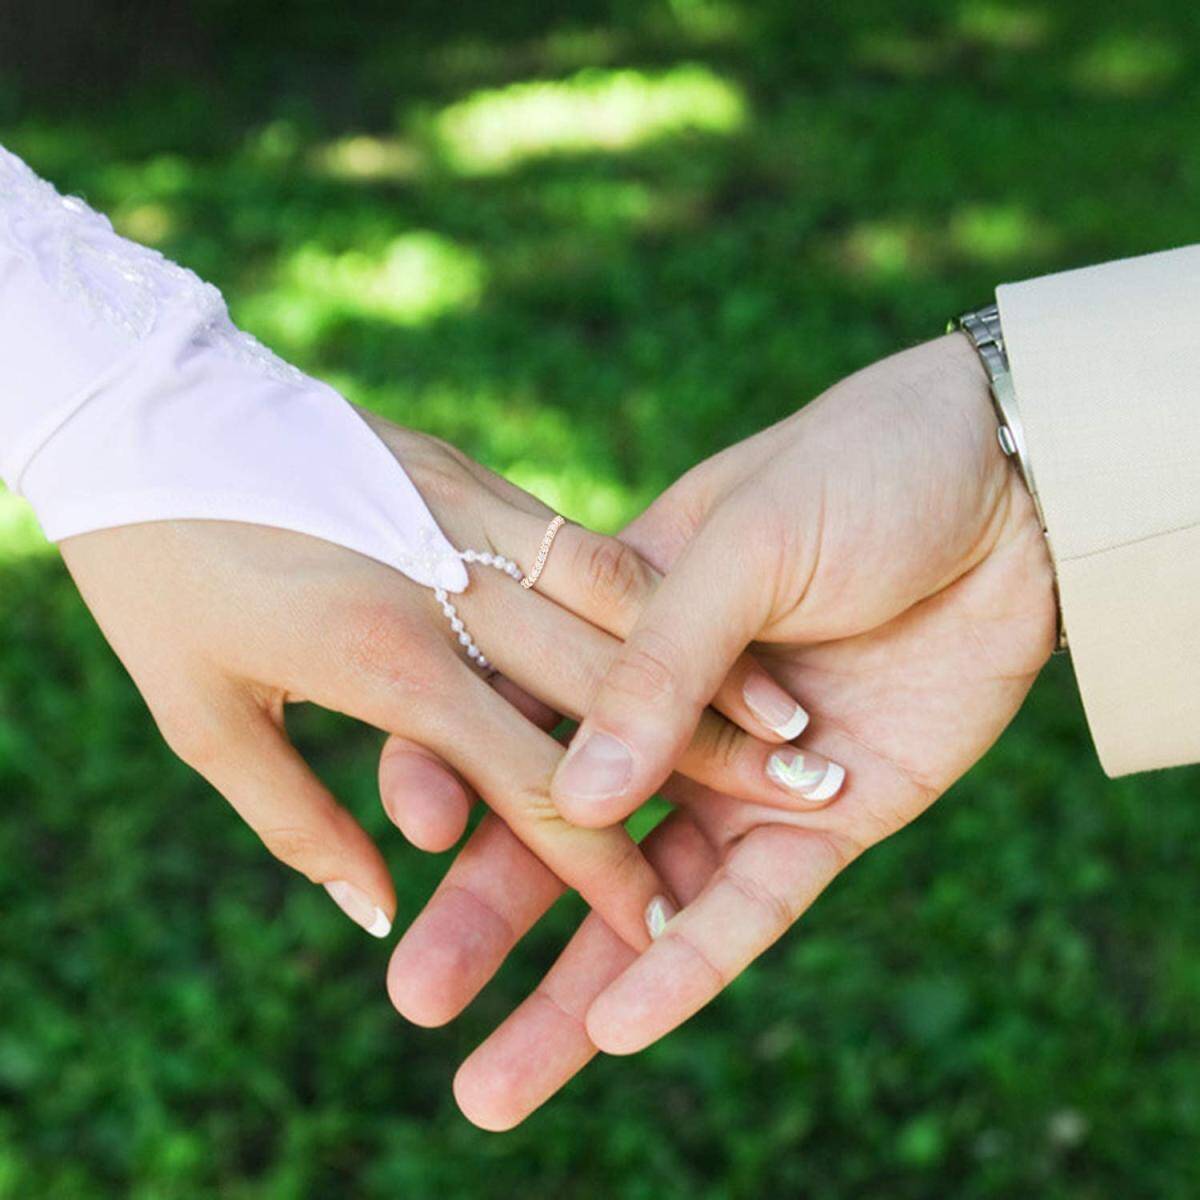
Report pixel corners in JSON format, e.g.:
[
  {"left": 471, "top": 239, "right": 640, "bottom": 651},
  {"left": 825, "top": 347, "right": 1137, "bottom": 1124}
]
[
  {"left": 950, "top": 304, "right": 1048, "bottom": 531},
  {"left": 950, "top": 303, "right": 1067, "bottom": 652}
]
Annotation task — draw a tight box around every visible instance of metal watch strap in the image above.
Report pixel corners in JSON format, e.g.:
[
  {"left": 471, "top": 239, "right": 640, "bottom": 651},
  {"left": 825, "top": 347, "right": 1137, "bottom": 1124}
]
[
  {"left": 951, "top": 305, "right": 1047, "bottom": 530},
  {"left": 950, "top": 304, "right": 1067, "bottom": 653}
]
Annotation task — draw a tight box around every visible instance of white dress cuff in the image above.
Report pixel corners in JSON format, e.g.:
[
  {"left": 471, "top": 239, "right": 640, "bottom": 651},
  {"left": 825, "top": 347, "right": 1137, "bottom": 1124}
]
[{"left": 0, "top": 144, "right": 468, "bottom": 595}]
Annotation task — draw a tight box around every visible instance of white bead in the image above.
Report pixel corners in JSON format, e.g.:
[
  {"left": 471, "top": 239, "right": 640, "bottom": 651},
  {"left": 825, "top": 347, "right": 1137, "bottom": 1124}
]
[
  {"left": 451, "top": 618, "right": 464, "bottom": 633},
  {"left": 478, "top": 656, "right": 489, "bottom": 669},
  {"left": 458, "top": 632, "right": 471, "bottom": 646}
]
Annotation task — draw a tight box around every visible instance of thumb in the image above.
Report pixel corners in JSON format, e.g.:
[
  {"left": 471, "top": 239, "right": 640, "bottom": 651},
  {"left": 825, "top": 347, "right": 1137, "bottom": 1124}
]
[{"left": 551, "top": 502, "right": 769, "bottom": 827}]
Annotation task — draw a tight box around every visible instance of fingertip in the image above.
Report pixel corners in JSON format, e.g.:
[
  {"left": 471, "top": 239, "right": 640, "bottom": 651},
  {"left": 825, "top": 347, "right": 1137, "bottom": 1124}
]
[
  {"left": 323, "top": 879, "right": 394, "bottom": 939},
  {"left": 584, "top": 932, "right": 715, "bottom": 1055},
  {"left": 453, "top": 984, "right": 601, "bottom": 1130},
  {"left": 403, "top": 794, "right": 471, "bottom": 853},
  {"left": 740, "top": 666, "right": 809, "bottom": 741},
  {"left": 453, "top": 1058, "right": 524, "bottom": 1133},
  {"left": 764, "top": 749, "right": 846, "bottom": 807},
  {"left": 583, "top": 999, "right": 647, "bottom": 1057},
  {"left": 379, "top": 744, "right": 471, "bottom": 851},
  {"left": 386, "top": 883, "right": 514, "bottom": 1027},
  {"left": 386, "top": 943, "right": 459, "bottom": 1028}
]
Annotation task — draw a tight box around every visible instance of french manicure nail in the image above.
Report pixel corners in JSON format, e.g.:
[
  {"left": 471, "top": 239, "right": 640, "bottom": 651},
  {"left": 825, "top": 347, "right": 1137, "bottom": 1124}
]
[
  {"left": 645, "top": 895, "right": 677, "bottom": 939},
  {"left": 324, "top": 880, "right": 392, "bottom": 938},
  {"left": 556, "top": 731, "right": 633, "bottom": 801},
  {"left": 766, "top": 750, "right": 846, "bottom": 802},
  {"left": 743, "top": 673, "right": 809, "bottom": 740}
]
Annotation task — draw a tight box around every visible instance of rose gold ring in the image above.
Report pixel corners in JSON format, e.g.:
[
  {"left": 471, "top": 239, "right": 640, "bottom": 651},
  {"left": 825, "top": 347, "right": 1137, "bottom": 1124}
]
[{"left": 520, "top": 515, "right": 565, "bottom": 590}]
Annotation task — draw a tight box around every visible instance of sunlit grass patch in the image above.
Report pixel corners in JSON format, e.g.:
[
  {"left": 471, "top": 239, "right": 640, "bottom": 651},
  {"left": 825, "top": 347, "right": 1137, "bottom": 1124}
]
[
  {"left": 97, "top": 154, "right": 196, "bottom": 202},
  {"left": 111, "top": 201, "right": 175, "bottom": 245},
  {"left": 503, "top": 463, "right": 642, "bottom": 533},
  {"left": 240, "top": 232, "right": 485, "bottom": 349},
  {"left": 950, "top": 203, "right": 1058, "bottom": 263},
  {"left": 340, "top": 380, "right": 646, "bottom": 531},
  {"left": 955, "top": 2, "right": 1049, "bottom": 50},
  {"left": 536, "top": 176, "right": 655, "bottom": 229},
  {"left": 433, "top": 27, "right": 627, "bottom": 84},
  {"left": 660, "top": 0, "right": 744, "bottom": 44},
  {"left": 835, "top": 205, "right": 1057, "bottom": 280},
  {"left": 836, "top": 218, "right": 936, "bottom": 279},
  {"left": 1072, "top": 33, "right": 1183, "bottom": 96},
  {"left": 308, "top": 134, "right": 424, "bottom": 183},
  {"left": 429, "top": 64, "right": 746, "bottom": 175},
  {"left": 856, "top": 31, "right": 949, "bottom": 78}
]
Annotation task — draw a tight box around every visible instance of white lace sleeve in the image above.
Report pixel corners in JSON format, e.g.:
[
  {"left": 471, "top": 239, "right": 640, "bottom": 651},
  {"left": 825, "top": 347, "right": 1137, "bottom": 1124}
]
[{"left": 0, "top": 144, "right": 468, "bottom": 593}]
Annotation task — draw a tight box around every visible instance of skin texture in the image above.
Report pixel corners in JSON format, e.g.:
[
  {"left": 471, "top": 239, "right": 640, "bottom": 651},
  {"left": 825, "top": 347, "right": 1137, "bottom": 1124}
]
[
  {"left": 379, "top": 334, "right": 1059, "bottom": 1129},
  {"left": 57, "top": 415, "right": 809, "bottom": 953}
]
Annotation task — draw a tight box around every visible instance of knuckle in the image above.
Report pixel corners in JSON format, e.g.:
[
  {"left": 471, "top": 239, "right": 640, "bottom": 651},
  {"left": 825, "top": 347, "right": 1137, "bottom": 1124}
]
[
  {"left": 723, "top": 864, "right": 796, "bottom": 931},
  {"left": 604, "top": 835, "right": 648, "bottom": 887},
  {"left": 256, "top": 825, "right": 328, "bottom": 878},
  {"left": 509, "top": 780, "right": 561, "bottom": 825},
  {"left": 663, "top": 926, "right": 731, "bottom": 990},
  {"left": 605, "top": 629, "right": 685, "bottom": 707},
  {"left": 803, "top": 827, "right": 864, "bottom": 873},
  {"left": 692, "top": 713, "right": 747, "bottom": 778},
  {"left": 155, "top": 707, "right": 225, "bottom": 774},
  {"left": 339, "top": 602, "right": 439, "bottom": 695},
  {"left": 580, "top": 536, "right": 650, "bottom": 614},
  {"left": 404, "top": 440, "right": 473, "bottom": 510}
]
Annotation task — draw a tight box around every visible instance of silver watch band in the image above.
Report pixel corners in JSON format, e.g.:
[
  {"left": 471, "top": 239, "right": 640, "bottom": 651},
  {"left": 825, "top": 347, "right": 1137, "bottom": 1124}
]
[
  {"left": 951, "top": 303, "right": 1067, "bottom": 652},
  {"left": 951, "top": 304, "right": 1047, "bottom": 531}
]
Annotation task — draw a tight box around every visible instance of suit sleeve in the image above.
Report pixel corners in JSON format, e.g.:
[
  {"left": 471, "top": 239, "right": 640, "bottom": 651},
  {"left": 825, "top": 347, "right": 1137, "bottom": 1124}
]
[{"left": 997, "top": 246, "right": 1200, "bottom": 775}]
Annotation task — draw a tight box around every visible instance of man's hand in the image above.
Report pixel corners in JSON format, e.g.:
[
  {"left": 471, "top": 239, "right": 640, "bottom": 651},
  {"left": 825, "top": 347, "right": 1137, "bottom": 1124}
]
[{"left": 381, "top": 334, "right": 1058, "bottom": 1127}]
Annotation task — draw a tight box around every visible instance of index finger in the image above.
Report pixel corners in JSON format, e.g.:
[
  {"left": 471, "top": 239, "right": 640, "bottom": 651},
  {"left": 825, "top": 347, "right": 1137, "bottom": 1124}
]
[{"left": 517, "top": 518, "right": 810, "bottom": 745}]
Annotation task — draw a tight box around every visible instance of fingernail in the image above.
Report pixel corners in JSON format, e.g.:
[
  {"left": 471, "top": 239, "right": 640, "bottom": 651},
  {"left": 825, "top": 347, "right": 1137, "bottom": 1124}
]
[
  {"left": 324, "top": 880, "right": 392, "bottom": 938},
  {"left": 556, "top": 731, "right": 633, "bottom": 801},
  {"left": 743, "top": 673, "right": 809, "bottom": 740},
  {"left": 766, "top": 750, "right": 845, "bottom": 802},
  {"left": 645, "top": 895, "right": 677, "bottom": 939}
]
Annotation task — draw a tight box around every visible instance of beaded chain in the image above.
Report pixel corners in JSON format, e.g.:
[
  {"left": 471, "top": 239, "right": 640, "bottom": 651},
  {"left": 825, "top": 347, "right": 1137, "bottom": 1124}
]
[{"left": 433, "top": 549, "right": 525, "bottom": 670}]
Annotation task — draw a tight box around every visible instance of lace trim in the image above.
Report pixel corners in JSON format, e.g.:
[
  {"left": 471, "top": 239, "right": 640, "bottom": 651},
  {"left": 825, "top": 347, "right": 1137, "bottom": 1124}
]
[{"left": 0, "top": 146, "right": 305, "bottom": 386}]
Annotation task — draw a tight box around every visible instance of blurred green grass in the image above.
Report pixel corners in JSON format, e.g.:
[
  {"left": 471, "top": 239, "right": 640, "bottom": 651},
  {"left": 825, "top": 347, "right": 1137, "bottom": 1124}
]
[{"left": 4, "top": 2, "right": 1200, "bottom": 1196}]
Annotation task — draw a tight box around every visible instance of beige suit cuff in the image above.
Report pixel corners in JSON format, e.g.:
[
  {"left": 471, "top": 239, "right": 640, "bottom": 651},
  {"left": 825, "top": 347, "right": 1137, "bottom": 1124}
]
[{"left": 997, "top": 246, "right": 1200, "bottom": 776}]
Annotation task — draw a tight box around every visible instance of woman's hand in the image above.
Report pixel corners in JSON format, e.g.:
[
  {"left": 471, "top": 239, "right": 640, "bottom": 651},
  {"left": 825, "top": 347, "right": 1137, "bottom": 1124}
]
[
  {"left": 58, "top": 414, "right": 808, "bottom": 949},
  {"left": 380, "top": 334, "right": 1059, "bottom": 1127}
]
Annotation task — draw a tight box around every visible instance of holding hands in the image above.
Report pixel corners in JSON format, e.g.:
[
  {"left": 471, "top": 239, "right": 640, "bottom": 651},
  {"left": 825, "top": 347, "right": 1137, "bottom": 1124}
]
[
  {"left": 381, "top": 333, "right": 1058, "bottom": 1126},
  {"left": 12, "top": 136, "right": 1057, "bottom": 1124},
  {"left": 60, "top": 415, "right": 815, "bottom": 955},
  {"left": 57, "top": 329, "right": 1059, "bottom": 1128}
]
